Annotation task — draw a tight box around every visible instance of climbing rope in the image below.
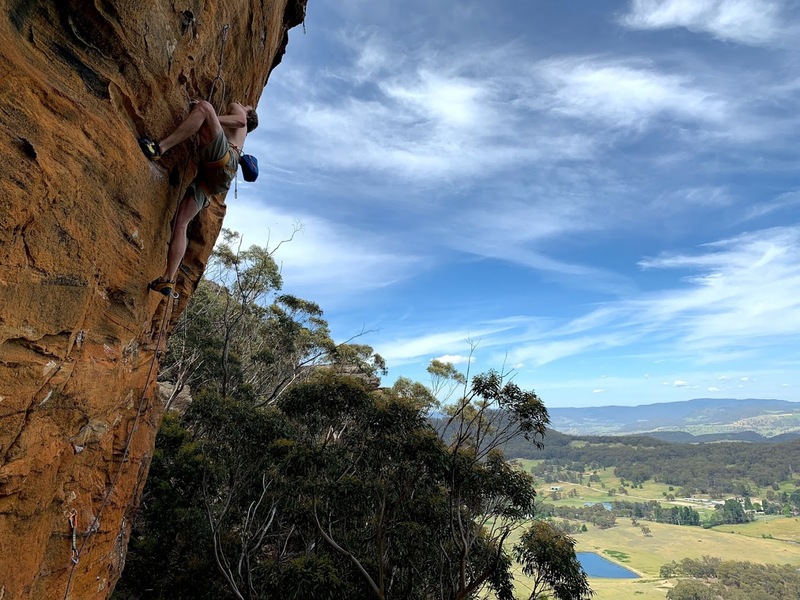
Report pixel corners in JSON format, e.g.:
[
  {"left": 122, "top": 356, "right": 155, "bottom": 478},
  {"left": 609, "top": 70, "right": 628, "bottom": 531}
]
[
  {"left": 62, "top": 294, "right": 176, "bottom": 600},
  {"left": 207, "top": 24, "right": 230, "bottom": 111},
  {"left": 207, "top": 22, "right": 235, "bottom": 198}
]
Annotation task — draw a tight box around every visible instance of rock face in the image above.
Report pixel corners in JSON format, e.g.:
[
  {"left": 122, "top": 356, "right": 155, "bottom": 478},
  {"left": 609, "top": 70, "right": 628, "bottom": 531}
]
[{"left": 0, "top": 2, "right": 306, "bottom": 598}]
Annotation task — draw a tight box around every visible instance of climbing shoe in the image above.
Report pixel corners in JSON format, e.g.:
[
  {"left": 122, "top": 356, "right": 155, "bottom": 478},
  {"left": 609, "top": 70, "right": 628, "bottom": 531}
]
[
  {"left": 148, "top": 277, "right": 174, "bottom": 296},
  {"left": 138, "top": 137, "right": 161, "bottom": 161}
]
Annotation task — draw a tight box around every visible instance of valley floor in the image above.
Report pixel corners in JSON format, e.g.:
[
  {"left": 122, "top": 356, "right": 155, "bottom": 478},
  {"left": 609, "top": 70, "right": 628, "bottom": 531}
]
[
  {"left": 508, "top": 518, "right": 800, "bottom": 599},
  {"left": 505, "top": 462, "right": 800, "bottom": 599}
]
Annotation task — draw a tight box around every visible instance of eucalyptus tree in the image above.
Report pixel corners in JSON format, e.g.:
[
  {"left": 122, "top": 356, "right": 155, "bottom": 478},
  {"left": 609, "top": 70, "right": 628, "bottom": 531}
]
[
  {"left": 431, "top": 365, "right": 550, "bottom": 600},
  {"left": 512, "top": 520, "right": 592, "bottom": 600},
  {"left": 118, "top": 258, "right": 591, "bottom": 600},
  {"left": 160, "top": 230, "right": 382, "bottom": 407}
]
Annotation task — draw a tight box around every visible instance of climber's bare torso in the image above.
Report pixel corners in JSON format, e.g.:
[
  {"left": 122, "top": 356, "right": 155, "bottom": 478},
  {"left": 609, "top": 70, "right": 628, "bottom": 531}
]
[{"left": 197, "top": 101, "right": 250, "bottom": 151}]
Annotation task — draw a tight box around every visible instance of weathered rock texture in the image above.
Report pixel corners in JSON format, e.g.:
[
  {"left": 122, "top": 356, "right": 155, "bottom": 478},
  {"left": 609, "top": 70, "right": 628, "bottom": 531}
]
[{"left": 0, "top": 2, "right": 306, "bottom": 598}]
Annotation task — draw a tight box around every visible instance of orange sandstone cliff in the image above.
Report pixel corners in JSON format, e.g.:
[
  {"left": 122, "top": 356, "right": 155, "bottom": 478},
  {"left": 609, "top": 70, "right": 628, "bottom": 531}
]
[{"left": 0, "top": 1, "right": 307, "bottom": 598}]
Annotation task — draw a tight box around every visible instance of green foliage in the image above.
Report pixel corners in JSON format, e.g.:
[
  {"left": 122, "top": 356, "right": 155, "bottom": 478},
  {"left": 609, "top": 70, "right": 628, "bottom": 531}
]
[
  {"left": 160, "top": 231, "right": 382, "bottom": 408},
  {"left": 112, "top": 412, "right": 225, "bottom": 600},
  {"left": 512, "top": 521, "right": 592, "bottom": 600},
  {"left": 121, "top": 366, "right": 580, "bottom": 599},
  {"left": 666, "top": 579, "right": 716, "bottom": 600},
  {"left": 538, "top": 502, "right": 617, "bottom": 529},
  {"left": 661, "top": 556, "right": 800, "bottom": 600},
  {"left": 704, "top": 498, "right": 751, "bottom": 527},
  {"left": 603, "top": 550, "right": 630, "bottom": 562},
  {"left": 117, "top": 239, "right": 588, "bottom": 600},
  {"left": 390, "top": 376, "right": 438, "bottom": 411},
  {"left": 578, "top": 500, "right": 702, "bottom": 527},
  {"left": 119, "top": 370, "right": 570, "bottom": 599},
  {"left": 427, "top": 358, "right": 467, "bottom": 400}
]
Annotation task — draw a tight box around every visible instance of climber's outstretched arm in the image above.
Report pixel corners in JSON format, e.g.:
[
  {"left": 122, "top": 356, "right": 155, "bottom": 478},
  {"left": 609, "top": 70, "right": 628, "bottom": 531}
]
[
  {"left": 218, "top": 113, "right": 246, "bottom": 129},
  {"left": 156, "top": 100, "right": 222, "bottom": 154}
]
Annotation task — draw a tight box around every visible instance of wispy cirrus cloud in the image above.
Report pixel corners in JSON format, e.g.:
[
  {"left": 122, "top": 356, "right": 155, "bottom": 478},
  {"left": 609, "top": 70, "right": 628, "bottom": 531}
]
[
  {"left": 263, "top": 33, "right": 597, "bottom": 184},
  {"left": 743, "top": 191, "right": 800, "bottom": 221},
  {"left": 221, "top": 198, "right": 425, "bottom": 303},
  {"left": 505, "top": 333, "right": 638, "bottom": 368},
  {"left": 377, "top": 226, "right": 800, "bottom": 368},
  {"left": 635, "top": 227, "right": 800, "bottom": 347},
  {"left": 236, "top": 0, "right": 800, "bottom": 407},
  {"left": 563, "top": 227, "right": 800, "bottom": 359},
  {"left": 620, "top": 0, "right": 788, "bottom": 46},
  {"left": 378, "top": 325, "right": 516, "bottom": 365},
  {"left": 532, "top": 57, "right": 729, "bottom": 131},
  {"left": 260, "top": 28, "right": 795, "bottom": 227}
]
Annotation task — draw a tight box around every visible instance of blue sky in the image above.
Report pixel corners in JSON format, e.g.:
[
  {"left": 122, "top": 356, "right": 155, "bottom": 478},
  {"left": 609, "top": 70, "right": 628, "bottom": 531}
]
[{"left": 224, "top": 0, "right": 800, "bottom": 407}]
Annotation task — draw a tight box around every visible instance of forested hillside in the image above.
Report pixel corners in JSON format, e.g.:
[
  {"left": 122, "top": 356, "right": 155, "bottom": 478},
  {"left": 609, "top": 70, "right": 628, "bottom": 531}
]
[
  {"left": 644, "top": 430, "right": 800, "bottom": 443},
  {"left": 504, "top": 428, "right": 800, "bottom": 495}
]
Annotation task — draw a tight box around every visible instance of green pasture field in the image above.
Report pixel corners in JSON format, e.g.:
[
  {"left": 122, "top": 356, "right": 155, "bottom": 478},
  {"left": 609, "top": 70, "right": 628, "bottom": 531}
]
[
  {"left": 513, "top": 459, "right": 541, "bottom": 473},
  {"left": 721, "top": 515, "right": 800, "bottom": 542},
  {"left": 773, "top": 479, "right": 800, "bottom": 494}
]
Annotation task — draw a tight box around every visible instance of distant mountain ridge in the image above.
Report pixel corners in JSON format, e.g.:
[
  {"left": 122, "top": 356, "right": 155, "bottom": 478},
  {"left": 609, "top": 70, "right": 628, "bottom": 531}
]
[
  {"left": 644, "top": 430, "right": 800, "bottom": 444},
  {"left": 548, "top": 398, "right": 800, "bottom": 437}
]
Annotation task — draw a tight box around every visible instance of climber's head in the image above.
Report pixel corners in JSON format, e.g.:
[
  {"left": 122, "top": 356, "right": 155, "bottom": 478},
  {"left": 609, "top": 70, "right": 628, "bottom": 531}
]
[{"left": 245, "top": 106, "right": 258, "bottom": 133}]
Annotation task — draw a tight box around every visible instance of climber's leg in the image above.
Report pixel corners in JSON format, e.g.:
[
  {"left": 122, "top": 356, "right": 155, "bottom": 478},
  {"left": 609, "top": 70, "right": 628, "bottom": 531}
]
[
  {"left": 159, "top": 101, "right": 222, "bottom": 155},
  {"left": 162, "top": 191, "right": 202, "bottom": 282}
]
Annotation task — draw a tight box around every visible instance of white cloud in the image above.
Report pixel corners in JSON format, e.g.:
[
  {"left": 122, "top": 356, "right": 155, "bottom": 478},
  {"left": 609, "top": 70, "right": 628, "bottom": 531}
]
[
  {"left": 222, "top": 199, "right": 423, "bottom": 301},
  {"left": 259, "top": 35, "right": 597, "bottom": 185},
  {"left": 377, "top": 325, "right": 514, "bottom": 365},
  {"left": 370, "top": 225, "right": 800, "bottom": 372},
  {"left": 433, "top": 354, "right": 475, "bottom": 365},
  {"left": 637, "top": 227, "right": 800, "bottom": 348},
  {"left": 656, "top": 187, "right": 733, "bottom": 211},
  {"left": 506, "top": 333, "right": 635, "bottom": 368},
  {"left": 621, "top": 0, "right": 787, "bottom": 46},
  {"left": 533, "top": 57, "right": 729, "bottom": 130},
  {"left": 258, "top": 28, "right": 776, "bottom": 204},
  {"left": 740, "top": 376, "right": 750, "bottom": 381},
  {"left": 744, "top": 192, "right": 800, "bottom": 221},
  {"left": 592, "top": 389, "right": 606, "bottom": 393},
  {"left": 382, "top": 69, "right": 487, "bottom": 128},
  {"left": 250, "top": 22, "right": 799, "bottom": 304},
  {"left": 673, "top": 379, "right": 689, "bottom": 387},
  {"left": 708, "top": 386, "right": 721, "bottom": 391},
  {"left": 443, "top": 195, "right": 639, "bottom": 291}
]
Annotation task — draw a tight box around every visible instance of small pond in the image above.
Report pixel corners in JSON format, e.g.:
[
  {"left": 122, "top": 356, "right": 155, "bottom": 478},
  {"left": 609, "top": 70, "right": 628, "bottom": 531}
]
[
  {"left": 583, "top": 502, "right": 613, "bottom": 510},
  {"left": 576, "top": 552, "right": 640, "bottom": 579}
]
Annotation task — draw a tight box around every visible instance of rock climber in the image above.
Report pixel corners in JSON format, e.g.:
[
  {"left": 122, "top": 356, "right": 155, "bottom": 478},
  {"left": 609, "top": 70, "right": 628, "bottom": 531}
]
[{"left": 138, "top": 100, "right": 258, "bottom": 296}]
